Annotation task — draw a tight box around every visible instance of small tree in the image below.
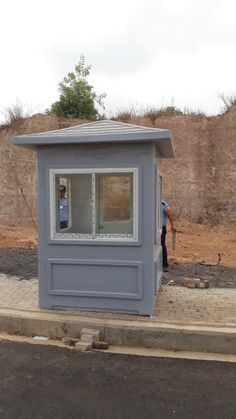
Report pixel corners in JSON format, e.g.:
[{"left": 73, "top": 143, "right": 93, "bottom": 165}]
[{"left": 48, "top": 55, "right": 106, "bottom": 119}]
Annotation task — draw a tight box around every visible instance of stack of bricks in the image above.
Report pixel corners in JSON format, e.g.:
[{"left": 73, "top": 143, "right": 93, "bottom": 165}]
[
  {"left": 63, "top": 328, "right": 109, "bottom": 352},
  {"left": 184, "top": 278, "right": 209, "bottom": 289}
]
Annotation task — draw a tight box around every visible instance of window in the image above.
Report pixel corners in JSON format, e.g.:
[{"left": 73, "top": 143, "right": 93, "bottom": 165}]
[{"left": 50, "top": 169, "right": 138, "bottom": 241}]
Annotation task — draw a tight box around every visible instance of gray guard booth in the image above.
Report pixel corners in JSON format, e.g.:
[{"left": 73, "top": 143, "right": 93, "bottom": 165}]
[{"left": 13, "top": 120, "right": 174, "bottom": 315}]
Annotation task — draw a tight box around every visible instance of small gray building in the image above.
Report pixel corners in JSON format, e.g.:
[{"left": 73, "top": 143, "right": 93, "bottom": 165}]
[{"left": 13, "top": 120, "right": 174, "bottom": 315}]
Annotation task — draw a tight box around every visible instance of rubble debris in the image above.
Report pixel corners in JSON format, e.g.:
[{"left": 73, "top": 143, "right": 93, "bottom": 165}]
[
  {"left": 199, "top": 253, "right": 221, "bottom": 266},
  {"left": 80, "top": 328, "right": 101, "bottom": 342},
  {"left": 80, "top": 334, "right": 96, "bottom": 343},
  {"left": 62, "top": 337, "right": 79, "bottom": 346},
  {"left": 69, "top": 328, "right": 110, "bottom": 352},
  {"left": 167, "top": 280, "right": 175, "bottom": 285},
  {"left": 183, "top": 278, "right": 196, "bottom": 288},
  {"left": 33, "top": 336, "right": 49, "bottom": 341},
  {"left": 92, "top": 341, "right": 110, "bottom": 350},
  {"left": 74, "top": 341, "right": 92, "bottom": 352},
  {"left": 183, "top": 278, "right": 210, "bottom": 289}
]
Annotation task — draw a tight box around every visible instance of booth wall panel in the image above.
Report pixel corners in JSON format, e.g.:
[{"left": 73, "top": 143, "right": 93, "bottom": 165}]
[{"left": 47, "top": 258, "right": 143, "bottom": 300}]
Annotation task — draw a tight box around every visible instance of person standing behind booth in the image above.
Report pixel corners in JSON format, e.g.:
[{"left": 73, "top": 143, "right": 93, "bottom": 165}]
[
  {"left": 161, "top": 200, "right": 176, "bottom": 272},
  {"left": 59, "top": 185, "right": 68, "bottom": 229}
]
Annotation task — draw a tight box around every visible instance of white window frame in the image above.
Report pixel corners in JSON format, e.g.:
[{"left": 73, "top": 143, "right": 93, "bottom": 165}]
[{"left": 49, "top": 168, "right": 138, "bottom": 242}]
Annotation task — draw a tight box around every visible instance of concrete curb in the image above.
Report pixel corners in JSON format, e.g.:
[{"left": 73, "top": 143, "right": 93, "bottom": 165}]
[{"left": 0, "top": 308, "right": 235, "bottom": 355}]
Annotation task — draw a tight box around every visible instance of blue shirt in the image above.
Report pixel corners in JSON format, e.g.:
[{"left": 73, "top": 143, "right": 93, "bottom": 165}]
[
  {"left": 162, "top": 201, "right": 169, "bottom": 227},
  {"left": 60, "top": 198, "right": 68, "bottom": 222}
]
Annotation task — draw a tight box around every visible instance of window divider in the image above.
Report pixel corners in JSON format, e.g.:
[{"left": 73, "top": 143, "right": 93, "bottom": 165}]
[{"left": 92, "top": 173, "right": 96, "bottom": 239}]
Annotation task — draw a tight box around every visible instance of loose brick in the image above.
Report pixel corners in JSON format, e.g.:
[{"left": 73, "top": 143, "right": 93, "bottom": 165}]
[
  {"left": 93, "top": 341, "right": 109, "bottom": 350},
  {"left": 80, "top": 334, "right": 96, "bottom": 343},
  {"left": 80, "top": 328, "right": 101, "bottom": 341},
  {"left": 74, "top": 341, "right": 92, "bottom": 352}
]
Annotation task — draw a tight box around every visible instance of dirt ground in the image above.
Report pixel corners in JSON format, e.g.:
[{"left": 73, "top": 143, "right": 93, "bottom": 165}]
[
  {"left": 0, "top": 219, "right": 235, "bottom": 287},
  {"left": 165, "top": 219, "right": 236, "bottom": 288}
]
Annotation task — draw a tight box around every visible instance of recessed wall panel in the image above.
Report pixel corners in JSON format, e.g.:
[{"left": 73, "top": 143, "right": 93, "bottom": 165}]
[{"left": 48, "top": 259, "right": 143, "bottom": 299}]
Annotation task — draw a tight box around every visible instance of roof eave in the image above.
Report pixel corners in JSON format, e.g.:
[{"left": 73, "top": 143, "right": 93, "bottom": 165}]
[
  {"left": 156, "top": 138, "right": 175, "bottom": 158},
  {"left": 13, "top": 130, "right": 171, "bottom": 145}
]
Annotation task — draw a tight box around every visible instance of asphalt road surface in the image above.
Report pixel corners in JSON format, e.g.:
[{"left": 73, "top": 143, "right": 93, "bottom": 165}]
[{"left": 0, "top": 341, "right": 235, "bottom": 419}]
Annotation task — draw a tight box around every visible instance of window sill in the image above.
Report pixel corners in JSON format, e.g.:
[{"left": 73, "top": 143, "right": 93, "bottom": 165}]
[{"left": 48, "top": 236, "right": 142, "bottom": 246}]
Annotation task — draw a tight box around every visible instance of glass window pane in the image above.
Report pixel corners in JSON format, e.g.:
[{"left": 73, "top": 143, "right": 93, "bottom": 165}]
[
  {"left": 95, "top": 173, "right": 133, "bottom": 235},
  {"left": 55, "top": 174, "right": 92, "bottom": 235},
  {"left": 52, "top": 170, "right": 136, "bottom": 240},
  {"left": 56, "top": 176, "right": 69, "bottom": 230}
]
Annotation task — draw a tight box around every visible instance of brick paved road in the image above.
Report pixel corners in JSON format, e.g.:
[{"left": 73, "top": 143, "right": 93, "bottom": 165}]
[
  {"left": 155, "top": 285, "right": 236, "bottom": 326},
  {"left": 0, "top": 274, "right": 235, "bottom": 326}
]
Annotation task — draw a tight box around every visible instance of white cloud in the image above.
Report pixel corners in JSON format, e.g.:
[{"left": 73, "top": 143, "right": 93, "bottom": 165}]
[{"left": 0, "top": 0, "right": 236, "bottom": 122}]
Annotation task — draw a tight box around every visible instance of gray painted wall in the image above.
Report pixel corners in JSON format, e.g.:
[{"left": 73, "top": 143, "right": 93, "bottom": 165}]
[{"left": 37, "top": 142, "right": 162, "bottom": 315}]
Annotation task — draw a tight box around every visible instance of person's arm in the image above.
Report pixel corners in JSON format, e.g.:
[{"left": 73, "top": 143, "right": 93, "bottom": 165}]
[{"left": 166, "top": 207, "right": 177, "bottom": 232}]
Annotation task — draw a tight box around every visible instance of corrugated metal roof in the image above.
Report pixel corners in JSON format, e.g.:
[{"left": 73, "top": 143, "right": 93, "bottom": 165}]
[
  {"left": 13, "top": 119, "right": 174, "bottom": 158},
  {"left": 16, "top": 119, "right": 169, "bottom": 137}
]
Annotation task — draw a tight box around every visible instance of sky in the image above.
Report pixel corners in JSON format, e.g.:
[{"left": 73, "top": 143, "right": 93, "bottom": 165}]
[{"left": 0, "top": 0, "right": 236, "bottom": 122}]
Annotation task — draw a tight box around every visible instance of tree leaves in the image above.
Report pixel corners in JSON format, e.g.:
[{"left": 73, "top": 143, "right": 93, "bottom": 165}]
[{"left": 48, "top": 55, "right": 106, "bottom": 119}]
